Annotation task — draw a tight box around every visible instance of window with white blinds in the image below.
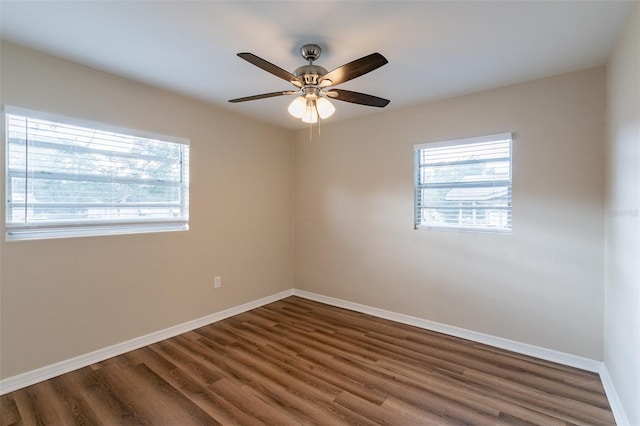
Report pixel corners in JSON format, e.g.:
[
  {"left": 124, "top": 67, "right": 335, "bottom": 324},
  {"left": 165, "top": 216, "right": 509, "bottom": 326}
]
[
  {"left": 414, "top": 133, "right": 512, "bottom": 233},
  {"left": 5, "top": 106, "right": 190, "bottom": 240}
]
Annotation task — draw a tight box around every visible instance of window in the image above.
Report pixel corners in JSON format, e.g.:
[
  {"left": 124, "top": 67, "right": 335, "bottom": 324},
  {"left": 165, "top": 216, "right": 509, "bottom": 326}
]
[
  {"left": 5, "top": 106, "right": 190, "bottom": 241},
  {"left": 414, "top": 133, "right": 512, "bottom": 233}
]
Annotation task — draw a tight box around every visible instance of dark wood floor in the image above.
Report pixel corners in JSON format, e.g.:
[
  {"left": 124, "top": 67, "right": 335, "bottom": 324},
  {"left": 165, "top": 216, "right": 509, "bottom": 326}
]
[{"left": 1, "top": 296, "right": 615, "bottom": 425}]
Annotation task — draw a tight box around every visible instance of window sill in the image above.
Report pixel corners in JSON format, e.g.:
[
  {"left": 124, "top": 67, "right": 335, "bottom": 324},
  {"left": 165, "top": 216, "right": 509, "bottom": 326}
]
[
  {"left": 414, "top": 224, "right": 511, "bottom": 234},
  {"left": 5, "top": 222, "right": 189, "bottom": 242}
]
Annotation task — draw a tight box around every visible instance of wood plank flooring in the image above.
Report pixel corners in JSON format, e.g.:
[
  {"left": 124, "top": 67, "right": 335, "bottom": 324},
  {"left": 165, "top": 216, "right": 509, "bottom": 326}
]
[{"left": 1, "top": 296, "right": 615, "bottom": 425}]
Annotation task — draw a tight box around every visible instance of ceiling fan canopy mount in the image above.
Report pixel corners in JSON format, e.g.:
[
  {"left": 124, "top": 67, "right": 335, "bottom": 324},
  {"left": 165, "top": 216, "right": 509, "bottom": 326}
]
[
  {"left": 300, "top": 43, "right": 322, "bottom": 62},
  {"left": 229, "top": 43, "right": 390, "bottom": 124}
]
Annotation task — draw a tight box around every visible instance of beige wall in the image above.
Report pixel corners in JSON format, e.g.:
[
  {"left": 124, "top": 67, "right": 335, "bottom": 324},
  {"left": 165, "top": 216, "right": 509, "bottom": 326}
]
[
  {"left": 605, "top": 3, "right": 640, "bottom": 425},
  {"left": 0, "top": 41, "right": 294, "bottom": 378},
  {"left": 0, "top": 39, "right": 615, "bottom": 383},
  {"left": 295, "top": 68, "right": 606, "bottom": 359}
]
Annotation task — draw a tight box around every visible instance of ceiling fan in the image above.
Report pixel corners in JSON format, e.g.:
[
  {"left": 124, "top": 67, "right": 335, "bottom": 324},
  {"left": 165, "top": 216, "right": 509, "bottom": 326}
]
[{"left": 229, "top": 44, "right": 390, "bottom": 124}]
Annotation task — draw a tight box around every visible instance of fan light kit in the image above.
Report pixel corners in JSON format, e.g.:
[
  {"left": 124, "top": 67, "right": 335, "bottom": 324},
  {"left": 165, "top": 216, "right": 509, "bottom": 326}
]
[
  {"left": 229, "top": 44, "right": 389, "bottom": 126},
  {"left": 287, "top": 94, "right": 335, "bottom": 123}
]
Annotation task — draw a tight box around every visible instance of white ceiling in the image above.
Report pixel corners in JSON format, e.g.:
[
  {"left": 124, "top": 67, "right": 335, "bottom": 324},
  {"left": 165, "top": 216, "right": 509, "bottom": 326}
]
[{"left": 0, "top": 1, "right": 635, "bottom": 129}]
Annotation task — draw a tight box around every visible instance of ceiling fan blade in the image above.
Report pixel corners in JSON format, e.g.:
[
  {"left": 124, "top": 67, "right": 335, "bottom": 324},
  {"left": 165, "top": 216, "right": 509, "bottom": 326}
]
[
  {"left": 319, "top": 53, "right": 388, "bottom": 86},
  {"left": 228, "top": 91, "right": 298, "bottom": 103},
  {"left": 327, "top": 89, "right": 390, "bottom": 107},
  {"left": 238, "top": 53, "right": 302, "bottom": 85}
]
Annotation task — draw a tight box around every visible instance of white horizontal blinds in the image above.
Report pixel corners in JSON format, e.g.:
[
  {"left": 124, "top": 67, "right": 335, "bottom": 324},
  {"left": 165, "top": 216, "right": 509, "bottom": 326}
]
[
  {"left": 414, "top": 134, "right": 512, "bottom": 232},
  {"left": 6, "top": 109, "right": 189, "bottom": 239}
]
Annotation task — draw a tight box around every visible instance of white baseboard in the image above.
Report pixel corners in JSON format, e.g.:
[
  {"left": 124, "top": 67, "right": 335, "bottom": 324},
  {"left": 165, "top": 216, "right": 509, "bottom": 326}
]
[
  {"left": 0, "top": 289, "right": 294, "bottom": 395},
  {"left": 599, "top": 365, "right": 631, "bottom": 426},
  {"left": 292, "top": 289, "right": 602, "bottom": 373}
]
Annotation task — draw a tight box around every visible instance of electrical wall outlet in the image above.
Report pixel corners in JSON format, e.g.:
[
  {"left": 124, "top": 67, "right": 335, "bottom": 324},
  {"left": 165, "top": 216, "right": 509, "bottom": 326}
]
[{"left": 214, "top": 276, "right": 222, "bottom": 289}]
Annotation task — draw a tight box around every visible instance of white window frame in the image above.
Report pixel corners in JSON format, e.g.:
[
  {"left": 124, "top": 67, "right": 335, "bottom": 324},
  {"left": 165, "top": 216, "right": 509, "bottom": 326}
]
[
  {"left": 4, "top": 105, "right": 190, "bottom": 241},
  {"left": 414, "top": 133, "right": 513, "bottom": 233}
]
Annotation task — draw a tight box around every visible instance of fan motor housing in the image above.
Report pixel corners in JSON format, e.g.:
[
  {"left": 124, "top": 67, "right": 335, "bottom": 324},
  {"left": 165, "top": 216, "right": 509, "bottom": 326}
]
[{"left": 294, "top": 64, "right": 328, "bottom": 85}]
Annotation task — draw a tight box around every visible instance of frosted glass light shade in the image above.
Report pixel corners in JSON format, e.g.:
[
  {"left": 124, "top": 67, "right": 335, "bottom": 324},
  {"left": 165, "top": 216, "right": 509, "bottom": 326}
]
[
  {"left": 302, "top": 104, "right": 318, "bottom": 124},
  {"left": 288, "top": 96, "right": 307, "bottom": 118},
  {"left": 316, "top": 97, "right": 335, "bottom": 119}
]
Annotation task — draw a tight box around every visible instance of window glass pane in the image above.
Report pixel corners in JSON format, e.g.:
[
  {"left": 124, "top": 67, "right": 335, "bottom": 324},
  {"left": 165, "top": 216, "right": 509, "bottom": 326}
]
[
  {"left": 414, "top": 134, "right": 512, "bottom": 233},
  {"left": 419, "top": 140, "right": 510, "bottom": 164},
  {"left": 419, "top": 160, "right": 511, "bottom": 185},
  {"left": 5, "top": 108, "right": 190, "bottom": 240},
  {"left": 419, "top": 207, "right": 512, "bottom": 229}
]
